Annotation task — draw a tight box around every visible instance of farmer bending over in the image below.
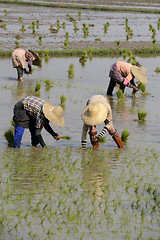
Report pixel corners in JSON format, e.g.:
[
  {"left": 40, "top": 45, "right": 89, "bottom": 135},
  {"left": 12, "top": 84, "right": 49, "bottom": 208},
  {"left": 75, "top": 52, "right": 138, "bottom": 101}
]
[
  {"left": 81, "top": 95, "right": 123, "bottom": 149},
  {"left": 107, "top": 61, "right": 147, "bottom": 96},
  {"left": 12, "top": 47, "right": 40, "bottom": 82},
  {"left": 13, "top": 96, "right": 65, "bottom": 148}
]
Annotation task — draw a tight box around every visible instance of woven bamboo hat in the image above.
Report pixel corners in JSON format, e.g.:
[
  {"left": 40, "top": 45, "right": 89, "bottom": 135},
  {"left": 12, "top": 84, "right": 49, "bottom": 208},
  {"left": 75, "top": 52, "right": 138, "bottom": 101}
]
[
  {"left": 81, "top": 102, "right": 107, "bottom": 126},
  {"left": 131, "top": 66, "right": 147, "bottom": 83},
  {"left": 43, "top": 102, "right": 65, "bottom": 127},
  {"left": 28, "top": 49, "right": 41, "bottom": 66}
]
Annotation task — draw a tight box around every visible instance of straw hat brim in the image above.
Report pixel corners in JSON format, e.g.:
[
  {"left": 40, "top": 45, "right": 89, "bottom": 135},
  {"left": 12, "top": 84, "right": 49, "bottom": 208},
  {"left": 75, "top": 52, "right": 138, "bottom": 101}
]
[
  {"left": 43, "top": 102, "right": 65, "bottom": 127},
  {"left": 131, "top": 66, "right": 147, "bottom": 83},
  {"left": 28, "top": 49, "right": 41, "bottom": 66},
  {"left": 81, "top": 102, "right": 108, "bottom": 126}
]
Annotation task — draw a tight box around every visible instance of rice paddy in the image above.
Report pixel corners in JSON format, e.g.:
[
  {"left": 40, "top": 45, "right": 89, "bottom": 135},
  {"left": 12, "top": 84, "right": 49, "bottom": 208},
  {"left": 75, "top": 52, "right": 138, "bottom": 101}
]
[
  {"left": 0, "top": 146, "right": 160, "bottom": 239},
  {"left": 1, "top": 1, "right": 160, "bottom": 239}
]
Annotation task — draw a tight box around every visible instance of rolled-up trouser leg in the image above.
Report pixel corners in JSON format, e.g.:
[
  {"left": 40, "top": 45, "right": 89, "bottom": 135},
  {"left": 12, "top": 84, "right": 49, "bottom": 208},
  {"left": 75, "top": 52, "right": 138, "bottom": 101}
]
[
  {"left": 13, "top": 124, "right": 25, "bottom": 148},
  {"left": 16, "top": 66, "right": 23, "bottom": 79},
  {"left": 107, "top": 78, "right": 116, "bottom": 96}
]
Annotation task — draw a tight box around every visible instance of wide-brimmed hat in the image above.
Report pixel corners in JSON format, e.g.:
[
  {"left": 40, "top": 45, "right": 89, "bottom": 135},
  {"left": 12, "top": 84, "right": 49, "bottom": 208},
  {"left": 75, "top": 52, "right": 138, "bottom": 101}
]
[
  {"left": 43, "top": 102, "right": 65, "bottom": 127},
  {"left": 131, "top": 66, "right": 147, "bottom": 83},
  {"left": 28, "top": 49, "right": 41, "bottom": 66},
  {"left": 81, "top": 102, "right": 108, "bottom": 126}
]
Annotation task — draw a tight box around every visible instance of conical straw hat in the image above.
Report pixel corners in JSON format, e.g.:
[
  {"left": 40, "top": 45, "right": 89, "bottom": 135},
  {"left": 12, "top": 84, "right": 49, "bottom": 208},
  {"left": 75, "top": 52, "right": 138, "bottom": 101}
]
[
  {"left": 28, "top": 49, "right": 41, "bottom": 66},
  {"left": 81, "top": 102, "right": 107, "bottom": 126},
  {"left": 43, "top": 102, "right": 65, "bottom": 127},
  {"left": 131, "top": 66, "right": 147, "bottom": 83}
]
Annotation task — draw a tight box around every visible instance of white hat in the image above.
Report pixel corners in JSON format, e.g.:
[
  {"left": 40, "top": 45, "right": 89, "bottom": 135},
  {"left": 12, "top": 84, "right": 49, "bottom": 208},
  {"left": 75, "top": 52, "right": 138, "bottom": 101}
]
[
  {"left": 81, "top": 102, "right": 107, "bottom": 126},
  {"left": 131, "top": 66, "right": 147, "bottom": 83},
  {"left": 43, "top": 102, "right": 65, "bottom": 127}
]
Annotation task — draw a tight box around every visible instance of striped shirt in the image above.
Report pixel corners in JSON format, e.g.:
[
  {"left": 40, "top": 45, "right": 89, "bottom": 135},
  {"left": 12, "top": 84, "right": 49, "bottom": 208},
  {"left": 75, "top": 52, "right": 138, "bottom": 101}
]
[
  {"left": 22, "top": 96, "right": 45, "bottom": 128},
  {"left": 81, "top": 95, "right": 115, "bottom": 149},
  {"left": 25, "top": 49, "right": 34, "bottom": 66}
]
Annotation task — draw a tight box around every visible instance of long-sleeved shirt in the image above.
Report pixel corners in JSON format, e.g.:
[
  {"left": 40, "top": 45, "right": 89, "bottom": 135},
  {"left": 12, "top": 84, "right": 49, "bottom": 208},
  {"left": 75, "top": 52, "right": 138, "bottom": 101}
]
[
  {"left": 14, "top": 96, "right": 58, "bottom": 147},
  {"left": 109, "top": 61, "right": 137, "bottom": 89},
  {"left": 81, "top": 95, "right": 116, "bottom": 149},
  {"left": 12, "top": 47, "right": 34, "bottom": 71}
]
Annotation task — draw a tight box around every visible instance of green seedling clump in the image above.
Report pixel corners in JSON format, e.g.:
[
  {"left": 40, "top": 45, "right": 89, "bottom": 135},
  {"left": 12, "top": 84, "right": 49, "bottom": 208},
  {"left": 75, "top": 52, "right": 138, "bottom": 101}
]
[
  {"left": 60, "top": 136, "right": 70, "bottom": 140},
  {"left": 121, "top": 128, "right": 130, "bottom": 142},
  {"left": 117, "top": 89, "right": 124, "bottom": 99},
  {"left": 4, "top": 129, "right": 14, "bottom": 147},
  {"left": 60, "top": 94, "right": 67, "bottom": 107},
  {"left": 98, "top": 137, "right": 106, "bottom": 143},
  {"left": 68, "top": 63, "right": 74, "bottom": 78},
  {"left": 44, "top": 79, "right": 53, "bottom": 90},
  {"left": 35, "top": 82, "right": 41, "bottom": 92},
  {"left": 138, "top": 110, "right": 147, "bottom": 121},
  {"left": 138, "top": 82, "right": 146, "bottom": 93}
]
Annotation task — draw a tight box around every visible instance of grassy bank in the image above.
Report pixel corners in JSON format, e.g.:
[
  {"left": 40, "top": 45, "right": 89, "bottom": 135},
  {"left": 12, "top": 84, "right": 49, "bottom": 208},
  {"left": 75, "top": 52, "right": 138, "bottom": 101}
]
[
  {"left": 1, "top": 0, "right": 160, "bottom": 14},
  {"left": 1, "top": 46, "right": 160, "bottom": 58}
]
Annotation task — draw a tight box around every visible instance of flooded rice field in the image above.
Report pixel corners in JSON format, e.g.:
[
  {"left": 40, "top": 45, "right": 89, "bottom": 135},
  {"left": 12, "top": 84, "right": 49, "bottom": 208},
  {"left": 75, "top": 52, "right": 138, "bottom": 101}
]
[
  {"left": 1, "top": 2, "right": 160, "bottom": 240},
  {"left": 0, "top": 55, "right": 160, "bottom": 239},
  {"left": 1, "top": 3, "right": 160, "bottom": 50}
]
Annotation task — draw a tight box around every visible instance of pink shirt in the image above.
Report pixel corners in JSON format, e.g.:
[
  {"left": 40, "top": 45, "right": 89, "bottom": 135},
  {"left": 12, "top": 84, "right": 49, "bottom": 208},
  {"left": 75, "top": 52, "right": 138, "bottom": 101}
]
[{"left": 117, "top": 61, "right": 133, "bottom": 83}]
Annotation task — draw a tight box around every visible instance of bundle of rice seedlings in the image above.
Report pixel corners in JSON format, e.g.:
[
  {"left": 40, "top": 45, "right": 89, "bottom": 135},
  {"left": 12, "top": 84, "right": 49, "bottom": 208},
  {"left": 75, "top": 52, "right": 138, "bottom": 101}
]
[
  {"left": 138, "top": 110, "right": 147, "bottom": 121},
  {"left": 60, "top": 94, "right": 67, "bottom": 107},
  {"left": 35, "top": 82, "right": 41, "bottom": 92},
  {"left": 60, "top": 136, "right": 70, "bottom": 140},
  {"left": 138, "top": 82, "right": 146, "bottom": 93},
  {"left": 98, "top": 137, "right": 106, "bottom": 143},
  {"left": 117, "top": 89, "right": 124, "bottom": 99},
  {"left": 4, "top": 128, "right": 14, "bottom": 147},
  {"left": 121, "top": 128, "right": 130, "bottom": 142}
]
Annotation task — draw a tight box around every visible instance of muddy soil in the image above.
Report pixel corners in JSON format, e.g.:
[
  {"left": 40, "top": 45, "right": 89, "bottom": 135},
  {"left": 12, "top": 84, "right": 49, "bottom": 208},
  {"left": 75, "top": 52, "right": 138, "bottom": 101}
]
[{"left": 0, "top": 2, "right": 160, "bottom": 51}]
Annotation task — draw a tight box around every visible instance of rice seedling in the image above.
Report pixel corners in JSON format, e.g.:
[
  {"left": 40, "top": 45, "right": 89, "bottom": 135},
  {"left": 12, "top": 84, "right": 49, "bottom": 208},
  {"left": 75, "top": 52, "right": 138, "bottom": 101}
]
[
  {"left": 35, "top": 82, "right": 41, "bottom": 92},
  {"left": 137, "top": 110, "right": 147, "bottom": 121},
  {"left": 37, "top": 35, "right": 42, "bottom": 42},
  {"left": 155, "top": 66, "right": 160, "bottom": 73},
  {"left": 68, "top": 63, "right": 74, "bottom": 78},
  {"left": 116, "top": 40, "right": 120, "bottom": 47},
  {"left": 60, "top": 136, "right": 70, "bottom": 140},
  {"left": 62, "top": 22, "right": 66, "bottom": 29},
  {"left": 4, "top": 9, "right": 8, "bottom": 16},
  {"left": 60, "top": 94, "right": 67, "bottom": 108},
  {"left": 44, "top": 78, "right": 53, "bottom": 90},
  {"left": 14, "top": 40, "right": 19, "bottom": 47},
  {"left": 117, "top": 89, "right": 124, "bottom": 99},
  {"left": 121, "top": 128, "right": 130, "bottom": 142},
  {"left": 20, "top": 24, "right": 26, "bottom": 33},
  {"left": 64, "top": 38, "right": 69, "bottom": 48},
  {"left": 4, "top": 127, "right": 14, "bottom": 147},
  {"left": 98, "top": 137, "right": 107, "bottom": 143},
  {"left": 1, "top": 22, "right": 7, "bottom": 29}
]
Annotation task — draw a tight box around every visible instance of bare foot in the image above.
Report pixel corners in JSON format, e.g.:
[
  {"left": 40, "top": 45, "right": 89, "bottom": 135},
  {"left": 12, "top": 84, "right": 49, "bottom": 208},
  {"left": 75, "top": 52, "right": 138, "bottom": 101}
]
[{"left": 18, "top": 77, "right": 23, "bottom": 82}]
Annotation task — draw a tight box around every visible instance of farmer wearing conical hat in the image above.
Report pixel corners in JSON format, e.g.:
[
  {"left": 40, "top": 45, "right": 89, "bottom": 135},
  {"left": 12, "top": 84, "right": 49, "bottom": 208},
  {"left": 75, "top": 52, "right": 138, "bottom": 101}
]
[
  {"left": 12, "top": 47, "right": 40, "bottom": 82},
  {"left": 81, "top": 95, "right": 123, "bottom": 149},
  {"left": 107, "top": 60, "right": 147, "bottom": 96},
  {"left": 13, "top": 96, "right": 65, "bottom": 148}
]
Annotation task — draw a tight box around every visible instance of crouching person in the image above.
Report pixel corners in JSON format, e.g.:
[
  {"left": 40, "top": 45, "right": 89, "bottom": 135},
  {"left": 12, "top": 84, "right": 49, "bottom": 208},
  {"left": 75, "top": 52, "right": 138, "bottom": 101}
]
[
  {"left": 81, "top": 95, "right": 123, "bottom": 150},
  {"left": 13, "top": 96, "right": 65, "bottom": 148}
]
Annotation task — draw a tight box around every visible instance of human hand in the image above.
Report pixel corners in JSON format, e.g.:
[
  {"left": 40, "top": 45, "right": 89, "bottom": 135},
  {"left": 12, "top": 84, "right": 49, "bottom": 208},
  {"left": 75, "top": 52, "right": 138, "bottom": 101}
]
[
  {"left": 24, "top": 69, "right": 30, "bottom": 74},
  {"left": 55, "top": 135, "right": 60, "bottom": 141}
]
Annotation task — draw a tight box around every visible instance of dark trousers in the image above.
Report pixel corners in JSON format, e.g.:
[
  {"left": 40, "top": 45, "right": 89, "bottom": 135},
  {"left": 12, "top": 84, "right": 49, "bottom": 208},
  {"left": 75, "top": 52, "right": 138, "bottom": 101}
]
[
  {"left": 107, "top": 78, "right": 125, "bottom": 96},
  {"left": 13, "top": 124, "right": 39, "bottom": 148},
  {"left": 16, "top": 66, "right": 23, "bottom": 79}
]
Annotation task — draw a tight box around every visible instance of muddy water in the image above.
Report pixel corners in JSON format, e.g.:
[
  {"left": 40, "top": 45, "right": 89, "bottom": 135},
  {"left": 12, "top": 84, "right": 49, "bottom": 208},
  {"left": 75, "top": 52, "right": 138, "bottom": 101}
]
[{"left": 0, "top": 55, "right": 160, "bottom": 151}]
